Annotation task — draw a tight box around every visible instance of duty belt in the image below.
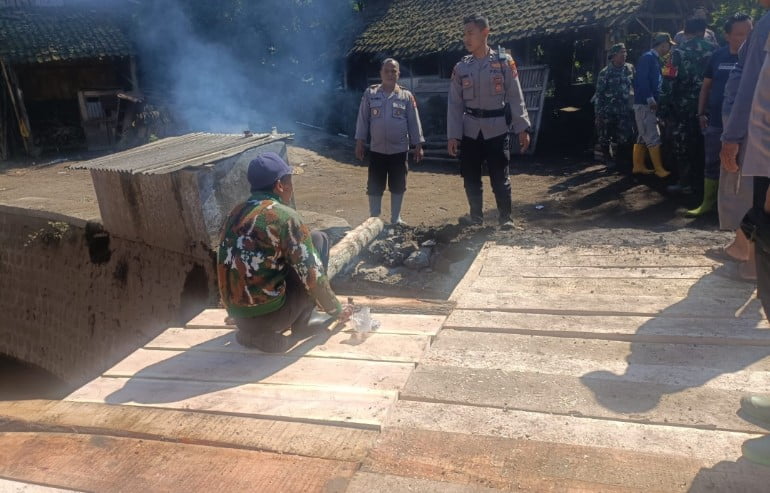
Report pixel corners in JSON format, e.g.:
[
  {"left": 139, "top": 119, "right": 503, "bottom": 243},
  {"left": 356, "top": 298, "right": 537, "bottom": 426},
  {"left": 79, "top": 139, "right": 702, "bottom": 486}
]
[{"left": 464, "top": 107, "right": 506, "bottom": 118}]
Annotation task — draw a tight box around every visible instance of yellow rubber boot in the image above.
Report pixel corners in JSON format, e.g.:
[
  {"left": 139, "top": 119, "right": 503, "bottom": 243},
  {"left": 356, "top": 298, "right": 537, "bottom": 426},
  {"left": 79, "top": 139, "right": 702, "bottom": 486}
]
[
  {"left": 685, "top": 178, "right": 719, "bottom": 217},
  {"left": 648, "top": 145, "right": 671, "bottom": 178},
  {"left": 632, "top": 144, "right": 654, "bottom": 175}
]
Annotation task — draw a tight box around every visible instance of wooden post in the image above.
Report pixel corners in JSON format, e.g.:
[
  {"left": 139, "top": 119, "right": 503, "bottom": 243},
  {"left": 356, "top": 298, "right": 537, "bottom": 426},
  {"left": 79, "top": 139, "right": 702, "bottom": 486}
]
[
  {"left": 0, "top": 59, "right": 32, "bottom": 155},
  {"left": 0, "top": 84, "right": 7, "bottom": 160},
  {"left": 327, "top": 217, "right": 384, "bottom": 279},
  {"left": 129, "top": 56, "right": 139, "bottom": 92}
]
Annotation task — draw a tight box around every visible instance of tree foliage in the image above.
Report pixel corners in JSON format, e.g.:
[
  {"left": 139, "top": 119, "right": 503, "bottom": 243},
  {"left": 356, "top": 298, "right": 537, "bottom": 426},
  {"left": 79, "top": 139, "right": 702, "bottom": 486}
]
[{"left": 711, "top": 0, "right": 765, "bottom": 34}]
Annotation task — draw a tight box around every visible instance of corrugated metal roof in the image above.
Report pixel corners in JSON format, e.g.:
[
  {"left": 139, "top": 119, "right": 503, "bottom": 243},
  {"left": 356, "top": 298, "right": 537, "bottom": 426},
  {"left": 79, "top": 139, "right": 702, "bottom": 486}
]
[
  {"left": 70, "top": 132, "right": 293, "bottom": 174},
  {"left": 0, "top": 7, "right": 134, "bottom": 64}
]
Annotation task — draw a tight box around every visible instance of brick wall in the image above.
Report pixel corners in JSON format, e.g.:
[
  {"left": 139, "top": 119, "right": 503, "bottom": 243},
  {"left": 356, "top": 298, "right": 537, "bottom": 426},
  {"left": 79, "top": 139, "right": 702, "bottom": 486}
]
[{"left": 0, "top": 205, "right": 217, "bottom": 386}]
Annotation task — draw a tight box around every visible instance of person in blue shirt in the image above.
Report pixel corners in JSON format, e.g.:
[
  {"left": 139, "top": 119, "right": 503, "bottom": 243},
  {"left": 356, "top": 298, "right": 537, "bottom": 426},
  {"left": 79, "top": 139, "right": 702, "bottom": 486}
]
[
  {"left": 632, "top": 33, "right": 674, "bottom": 177},
  {"left": 687, "top": 13, "right": 752, "bottom": 218}
]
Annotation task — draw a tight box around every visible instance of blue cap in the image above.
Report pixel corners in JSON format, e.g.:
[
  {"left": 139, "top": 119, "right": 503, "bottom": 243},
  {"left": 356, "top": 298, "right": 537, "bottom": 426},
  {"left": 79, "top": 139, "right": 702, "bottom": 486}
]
[{"left": 247, "top": 152, "right": 294, "bottom": 191}]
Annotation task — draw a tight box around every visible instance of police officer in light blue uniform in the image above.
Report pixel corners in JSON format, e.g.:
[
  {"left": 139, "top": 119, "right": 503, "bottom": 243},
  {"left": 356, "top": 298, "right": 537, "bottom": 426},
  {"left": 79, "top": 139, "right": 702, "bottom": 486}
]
[
  {"left": 447, "top": 13, "right": 531, "bottom": 229},
  {"left": 355, "top": 58, "right": 425, "bottom": 225}
]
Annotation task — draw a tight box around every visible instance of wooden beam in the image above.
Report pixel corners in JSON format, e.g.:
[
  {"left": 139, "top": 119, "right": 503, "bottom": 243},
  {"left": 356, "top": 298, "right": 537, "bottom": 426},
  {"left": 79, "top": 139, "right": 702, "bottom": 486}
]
[
  {"left": 129, "top": 56, "right": 139, "bottom": 92},
  {"left": 634, "top": 16, "right": 653, "bottom": 35},
  {"left": 327, "top": 216, "right": 384, "bottom": 278},
  {"left": 0, "top": 59, "right": 31, "bottom": 155}
]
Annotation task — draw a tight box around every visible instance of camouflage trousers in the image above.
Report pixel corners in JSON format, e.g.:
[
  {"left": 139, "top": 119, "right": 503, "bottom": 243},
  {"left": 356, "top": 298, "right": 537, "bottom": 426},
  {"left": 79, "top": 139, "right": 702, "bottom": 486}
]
[
  {"left": 596, "top": 113, "right": 635, "bottom": 148},
  {"left": 671, "top": 115, "right": 704, "bottom": 187}
]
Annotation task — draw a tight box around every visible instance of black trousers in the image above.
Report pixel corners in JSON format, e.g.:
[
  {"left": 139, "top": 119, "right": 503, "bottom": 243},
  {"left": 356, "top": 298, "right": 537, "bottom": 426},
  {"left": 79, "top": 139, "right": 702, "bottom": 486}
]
[
  {"left": 460, "top": 132, "right": 512, "bottom": 221},
  {"left": 751, "top": 177, "right": 770, "bottom": 316},
  {"left": 367, "top": 151, "right": 408, "bottom": 195},
  {"left": 234, "top": 230, "right": 330, "bottom": 335}
]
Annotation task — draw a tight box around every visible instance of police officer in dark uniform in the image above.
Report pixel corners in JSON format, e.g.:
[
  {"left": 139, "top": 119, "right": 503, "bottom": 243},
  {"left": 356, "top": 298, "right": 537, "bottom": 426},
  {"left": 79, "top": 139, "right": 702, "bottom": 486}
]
[{"left": 447, "top": 13, "right": 531, "bottom": 229}]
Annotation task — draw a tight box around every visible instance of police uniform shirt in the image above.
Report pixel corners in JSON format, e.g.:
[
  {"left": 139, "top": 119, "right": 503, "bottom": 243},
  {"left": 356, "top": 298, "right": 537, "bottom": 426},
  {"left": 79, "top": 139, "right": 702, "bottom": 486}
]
[
  {"left": 447, "top": 48, "right": 531, "bottom": 141},
  {"left": 354, "top": 84, "right": 425, "bottom": 155}
]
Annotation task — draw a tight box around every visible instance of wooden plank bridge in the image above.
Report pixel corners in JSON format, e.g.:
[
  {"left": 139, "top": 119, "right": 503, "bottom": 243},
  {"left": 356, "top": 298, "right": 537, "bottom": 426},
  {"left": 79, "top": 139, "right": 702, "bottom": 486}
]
[{"left": 1, "top": 243, "right": 770, "bottom": 491}]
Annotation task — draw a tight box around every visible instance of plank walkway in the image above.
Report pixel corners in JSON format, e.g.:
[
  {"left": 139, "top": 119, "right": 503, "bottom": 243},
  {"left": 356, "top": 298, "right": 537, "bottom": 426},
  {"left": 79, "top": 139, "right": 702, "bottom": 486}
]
[
  {"left": 2, "top": 243, "right": 770, "bottom": 491},
  {"left": 377, "top": 243, "right": 770, "bottom": 492},
  {"left": 64, "top": 309, "right": 444, "bottom": 429}
]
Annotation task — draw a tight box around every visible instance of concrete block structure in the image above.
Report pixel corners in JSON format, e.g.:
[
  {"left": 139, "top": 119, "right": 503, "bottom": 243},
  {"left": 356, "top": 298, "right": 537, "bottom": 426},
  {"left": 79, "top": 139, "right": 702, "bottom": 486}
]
[{"left": 72, "top": 132, "right": 293, "bottom": 256}]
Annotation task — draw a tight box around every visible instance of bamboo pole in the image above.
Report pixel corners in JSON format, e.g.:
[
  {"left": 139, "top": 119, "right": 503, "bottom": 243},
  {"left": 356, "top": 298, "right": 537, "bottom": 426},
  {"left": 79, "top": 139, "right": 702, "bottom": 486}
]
[{"left": 327, "top": 217, "right": 384, "bottom": 279}]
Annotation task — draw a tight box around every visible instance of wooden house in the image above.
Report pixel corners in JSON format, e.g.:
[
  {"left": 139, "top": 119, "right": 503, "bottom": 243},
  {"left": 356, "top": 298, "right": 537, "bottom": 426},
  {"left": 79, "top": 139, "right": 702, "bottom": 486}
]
[{"left": 0, "top": 5, "right": 136, "bottom": 158}]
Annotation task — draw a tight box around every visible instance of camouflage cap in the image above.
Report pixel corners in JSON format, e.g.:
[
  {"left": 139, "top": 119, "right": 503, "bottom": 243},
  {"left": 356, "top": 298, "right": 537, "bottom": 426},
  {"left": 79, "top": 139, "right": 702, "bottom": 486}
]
[
  {"left": 608, "top": 43, "right": 627, "bottom": 56},
  {"left": 651, "top": 32, "right": 676, "bottom": 47}
]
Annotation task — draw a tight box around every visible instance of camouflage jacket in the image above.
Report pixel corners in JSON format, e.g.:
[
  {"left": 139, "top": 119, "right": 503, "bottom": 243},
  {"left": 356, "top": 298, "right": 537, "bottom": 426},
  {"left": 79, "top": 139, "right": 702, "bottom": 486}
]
[
  {"left": 216, "top": 191, "right": 341, "bottom": 318},
  {"left": 667, "top": 37, "right": 715, "bottom": 115},
  {"left": 594, "top": 62, "right": 635, "bottom": 118}
]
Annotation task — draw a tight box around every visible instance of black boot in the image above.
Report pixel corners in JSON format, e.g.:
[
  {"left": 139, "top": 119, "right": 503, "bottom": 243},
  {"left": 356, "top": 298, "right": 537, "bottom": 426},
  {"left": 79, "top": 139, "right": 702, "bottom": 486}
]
[
  {"left": 495, "top": 194, "right": 514, "bottom": 230},
  {"left": 459, "top": 192, "right": 483, "bottom": 226}
]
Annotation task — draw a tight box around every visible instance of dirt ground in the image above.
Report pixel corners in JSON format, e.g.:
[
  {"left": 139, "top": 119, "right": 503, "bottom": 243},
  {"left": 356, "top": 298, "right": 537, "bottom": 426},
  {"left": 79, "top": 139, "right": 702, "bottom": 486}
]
[{"left": 0, "top": 126, "right": 732, "bottom": 299}]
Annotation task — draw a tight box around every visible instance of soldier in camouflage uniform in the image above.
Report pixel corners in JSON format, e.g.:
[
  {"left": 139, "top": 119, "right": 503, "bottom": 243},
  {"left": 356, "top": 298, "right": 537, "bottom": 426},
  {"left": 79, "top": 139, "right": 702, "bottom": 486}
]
[
  {"left": 217, "top": 152, "right": 351, "bottom": 352},
  {"left": 663, "top": 18, "right": 716, "bottom": 194},
  {"left": 594, "top": 43, "right": 635, "bottom": 168}
]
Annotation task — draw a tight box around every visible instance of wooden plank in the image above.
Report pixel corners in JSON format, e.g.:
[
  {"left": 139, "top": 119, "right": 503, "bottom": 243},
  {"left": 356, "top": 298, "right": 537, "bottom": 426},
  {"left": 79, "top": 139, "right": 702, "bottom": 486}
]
[
  {"left": 339, "top": 314, "right": 445, "bottom": 336},
  {"left": 0, "top": 432, "right": 357, "bottom": 493},
  {"left": 103, "top": 348, "right": 413, "bottom": 392},
  {"left": 423, "top": 330, "right": 770, "bottom": 391},
  {"left": 0, "top": 478, "right": 77, "bottom": 492},
  {"left": 333, "top": 296, "right": 455, "bottom": 316},
  {"left": 484, "top": 244, "right": 725, "bottom": 257},
  {"left": 10, "top": 400, "right": 369, "bottom": 459},
  {"left": 0, "top": 400, "right": 377, "bottom": 462},
  {"left": 347, "top": 471, "right": 506, "bottom": 493},
  {"left": 483, "top": 253, "right": 721, "bottom": 267},
  {"left": 454, "top": 290, "right": 764, "bottom": 318},
  {"left": 478, "top": 265, "right": 716, "bottom": 278},
  {"left": 145, "top": 327, "right": 431, "bottom": 363},
  {"left": 445, "top": 310, "right": 770, "bottom": 345},
  {"left": 363, "top": 424, "right": 770, "bottom": 492},
  {"left": 468, "top": 276, "right": 756, "bottom": 299},
  {"left": 387, "top": 401, "right": 764, "bottom": 465},
  {"left": 402, "top": 365, "right": 766, "bottom": 433},
  {"left": 187, "top": 309, "right": 445, "bottom": 336},
  {"left": 449, "top": 242, "right": 491, "bottom": 302},
  {"left": 66, "top": 377, "right": 395, "bottom": 429}
]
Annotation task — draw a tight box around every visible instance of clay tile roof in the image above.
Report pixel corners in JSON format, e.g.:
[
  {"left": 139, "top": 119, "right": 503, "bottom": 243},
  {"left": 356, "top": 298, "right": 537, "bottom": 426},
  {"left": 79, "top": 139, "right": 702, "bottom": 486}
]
[
  {"left": 351, "top": 0, "right": 645, "bottom": 60},
  {"left": 0, "top": 7, "right": 134, "bottom": 64}
]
